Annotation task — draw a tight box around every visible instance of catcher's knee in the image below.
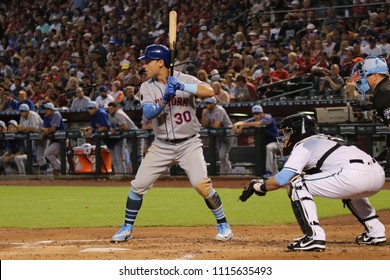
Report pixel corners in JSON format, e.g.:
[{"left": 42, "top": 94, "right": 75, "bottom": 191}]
[
  {"left": 287, "top": 174, "right": 306, "bottom": 201},
  {"left": 194, "top": 178, "right": 213, "bottom": 198}
]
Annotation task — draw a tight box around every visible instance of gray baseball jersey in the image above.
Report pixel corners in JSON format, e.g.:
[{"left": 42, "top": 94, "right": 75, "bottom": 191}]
[
  {"left": 108, "top": 109, "right": 138, "bottom": 130},
  {"left": 203, "top": 105, "right": 233, "bottom": 174},
  {"left": 140, "top": 71, "right": 201, "bottom": 139},
  {"left": 203, "top": 105, "right": 232, "bottom": 128}
]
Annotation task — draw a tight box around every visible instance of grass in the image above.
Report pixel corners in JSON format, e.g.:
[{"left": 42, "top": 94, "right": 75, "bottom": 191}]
[{"left": 0, "top": 186, "right": 389, "bottom": 229}]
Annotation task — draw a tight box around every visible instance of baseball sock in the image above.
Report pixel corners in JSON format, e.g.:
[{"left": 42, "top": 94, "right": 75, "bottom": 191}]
[
  {"left": 124, "top": 191, "right": 143, "bottom": 225},
  {"left": 205, "top": 189, "right": 227, "bottom": 224}
]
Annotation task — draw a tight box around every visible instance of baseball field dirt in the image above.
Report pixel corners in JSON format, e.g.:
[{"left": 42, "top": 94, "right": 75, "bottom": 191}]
[{"left": 0, "top": 177, "right": 389, "bottom": 260}]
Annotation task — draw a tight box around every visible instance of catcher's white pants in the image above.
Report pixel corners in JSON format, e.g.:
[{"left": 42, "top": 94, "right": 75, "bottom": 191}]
[{"left": 293, "top": 159, "right": 385, "bottom": 240}]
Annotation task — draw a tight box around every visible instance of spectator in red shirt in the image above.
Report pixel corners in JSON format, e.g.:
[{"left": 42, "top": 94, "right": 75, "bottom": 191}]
[
  {"left": 230, "top": 74, "right": 257, "bottom": 102},
  {"left": 270, "top": 59, "right": 290, "bottom": 82},
  {"left": 200, "top": 50, "right": 219, "bottom": 74},
  {"left": 298, "top": 51, "right": 315, "bottom": 75}
]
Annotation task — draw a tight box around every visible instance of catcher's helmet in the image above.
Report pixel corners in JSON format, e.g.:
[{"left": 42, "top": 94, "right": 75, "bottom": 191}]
[
  {"left": 138, "top": 44, "right": 170, "bottom": 67},
  {"left": 277, "top": 113, "right": 316, "bottom": 156}
]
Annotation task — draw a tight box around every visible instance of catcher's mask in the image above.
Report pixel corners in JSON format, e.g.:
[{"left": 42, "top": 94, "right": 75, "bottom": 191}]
[
  {"left": 276, "top": 113, "right": 316, "bottom": 156},
  {"left": 351, "top": 54, "right": 389, "bottom": 100}
]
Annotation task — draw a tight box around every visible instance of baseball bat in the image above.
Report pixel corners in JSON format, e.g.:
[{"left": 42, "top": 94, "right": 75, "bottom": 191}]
[{"left": 169, "top": 10, "right": 177, "bottom": 76}]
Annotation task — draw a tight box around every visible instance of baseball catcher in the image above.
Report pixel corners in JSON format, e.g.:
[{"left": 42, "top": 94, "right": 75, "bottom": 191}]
[{"left": 239, "top": 113, "right": 386, "bottom": 251}]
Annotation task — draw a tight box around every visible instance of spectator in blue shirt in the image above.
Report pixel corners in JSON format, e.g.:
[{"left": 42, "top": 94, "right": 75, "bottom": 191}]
[
  {"left": 2, "top": 90, "right": 19, "bottom": 112},
  {"left": 17, "top": 90, "right": 35, "bottom": 110}
]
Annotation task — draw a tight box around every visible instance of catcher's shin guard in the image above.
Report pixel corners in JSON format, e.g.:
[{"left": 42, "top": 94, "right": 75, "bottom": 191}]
[
  {"left": 342, "top": 199, "right": 384, "bottom": 235},
  {"left": 288, "top": 175, "right": 317, "bottom": 238}
]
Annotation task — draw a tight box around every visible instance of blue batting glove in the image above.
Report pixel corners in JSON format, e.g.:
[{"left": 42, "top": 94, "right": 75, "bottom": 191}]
[
  {"left": 167, "top": 76, "right": 185, "bottom": 91},
  {"left": 162, "top": 85, "right": 176, "bottom": 104}
]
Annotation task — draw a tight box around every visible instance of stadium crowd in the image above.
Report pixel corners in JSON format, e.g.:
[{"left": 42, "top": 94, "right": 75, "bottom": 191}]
[
  {"left": 0, "top": 0, "right": 389, "bottom": 175},
  {"left": 0, "top": 0, "right": 389, "bottom": 112}
]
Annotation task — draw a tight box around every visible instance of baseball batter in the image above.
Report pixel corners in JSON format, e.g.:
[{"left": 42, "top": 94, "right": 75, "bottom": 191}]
[
  {"left": 111, "top": 44, "right": 233, "bottom": 242},
  {"left": 239, "top": 113, "right": 386, "bottom": 251}
]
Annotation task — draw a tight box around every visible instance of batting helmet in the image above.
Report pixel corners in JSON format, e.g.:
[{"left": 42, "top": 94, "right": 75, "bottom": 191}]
[
  {"left": 138, "top": 44, "right": 170, "bottom": 67},
  {"left": 277, "top": 113, "right": 316, "bottom": 156}
]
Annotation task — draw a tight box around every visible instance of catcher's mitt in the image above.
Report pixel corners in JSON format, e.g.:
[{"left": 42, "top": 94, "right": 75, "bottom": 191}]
[{"left": 238, "top": 179, "right": 267, "bottom": 202}]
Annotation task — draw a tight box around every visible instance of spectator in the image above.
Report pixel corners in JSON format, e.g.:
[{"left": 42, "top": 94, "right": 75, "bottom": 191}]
[
  {"left": 197, "top": 69, "right": 210, "bottom": 84},
  {"left": 323, "top": 34, "right": 336, "bottom": 58},
  {"left": 185, "top": 49, "right": 202, "bottom": 69},
  {"left": 17, "top": 90, "right": 35, "bottom": 111},
  {"left": 110, "top": 80, "right": 125, "bottom": 104},
  {"left": 319, "top": 64, "right": 345, "bottom": 98},
  {"left": 211, "top": 81, "right": 230, "bottom": 104},
  {"left": 81, "top": 75, "right": 96, "bottom": 100},
  {"left": 71, "top": 87, "right": 91, "bottom": 110},
  {"left": 231, "top": 74, "right": 257, "bottom": 102},
  {"left": 229, "top": 53, "right": 243, "bottom": 73},
  {"left": 378, "top": 33, "right": 390, "bottom": 56},
  {"left": 0, "top": 58, "right": 13, "bottom": 78},
  {"left": 312, "top": 52, "right": 330, "bottom": 78},
  {"left": 297, "top": 51, "right": 315, "bottom": 76},
  {"left": 270, "top": 59, "right": 290, "bottom": 82},
  {"left": 40, "top": 102, "right": 66, "bottom": 173},
  {"left": 201, "top": 97, "right": 234, "bottom": 175},
  {"left": 2, "top": 90, "right": 19, "bottom": 112},
  {"left": 362, "top": 37, "right": 383, "bottom": 57},
  {"left": 221, "top": 73, "right": 236, "bottom": 95},
  {"left": 200, "top": 50, "right": 219, "bottom": 74},
  {"left": 255, "top": 67, "right": 275, "bottom": 98},
  {"left": 123, "top": 86, "right": 140, "bottom": 108},
  {"left": 11, "top": 76, "right": 26, "bottom": 97},
  {"left": 95, "top": 85, "right": 114, "bottom": 108},
  {"left": 284, "top": 52, "right": 300, "bottom": 78}
]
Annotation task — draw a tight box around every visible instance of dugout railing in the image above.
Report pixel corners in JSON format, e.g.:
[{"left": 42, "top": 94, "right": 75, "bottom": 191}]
[{"left": 0, "top": 128, "right": 267, "bottom": 176}]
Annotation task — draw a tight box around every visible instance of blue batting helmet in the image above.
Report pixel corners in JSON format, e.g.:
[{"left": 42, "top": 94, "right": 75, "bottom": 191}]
[{"left": 138, "top": 44, "right": 170, "bottom": 67}]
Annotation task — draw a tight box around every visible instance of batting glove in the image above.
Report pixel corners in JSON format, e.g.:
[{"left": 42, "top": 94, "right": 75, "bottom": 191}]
[
  {"left": 167, "top": 76, "right": 185, "bottom": 91},
  {"left": 162, "top": 85, "right": 176, "bottom": 104}
]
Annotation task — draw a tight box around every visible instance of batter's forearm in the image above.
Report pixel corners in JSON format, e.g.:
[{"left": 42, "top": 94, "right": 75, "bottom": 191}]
[
  {"left": 195, "top": 84, "right": 214, "bottom": 98},
  {"left": 143, "top": 102, "right": 165, "bottom": 120}
]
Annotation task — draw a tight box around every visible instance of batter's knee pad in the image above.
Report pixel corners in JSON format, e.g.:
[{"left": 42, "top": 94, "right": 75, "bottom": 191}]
[
  {"left": 194, "top": 178, "right": 213, "bottom": 198},
  {"left": 289, "top": 174, "right": 315, "bottom": 237},
  {"left": 342, "top": 199, "right": 379, "bottom": 232}
]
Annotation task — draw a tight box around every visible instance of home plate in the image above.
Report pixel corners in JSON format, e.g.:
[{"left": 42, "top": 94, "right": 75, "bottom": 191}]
[{"left": 80, "top": 248, "right": 130, "bottom": 252}]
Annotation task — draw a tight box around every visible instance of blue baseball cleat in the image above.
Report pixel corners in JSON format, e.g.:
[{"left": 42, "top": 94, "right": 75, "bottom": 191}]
[
  {"left": 111, "top": 224, "right": 133, "bottom": 242},
  {"left": 215, "top": 222, "right": 233, "bottom": 241}
]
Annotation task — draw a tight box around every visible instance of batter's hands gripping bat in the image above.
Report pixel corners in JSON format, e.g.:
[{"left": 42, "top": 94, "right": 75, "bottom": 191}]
[{"left": 169, "top": 10, "right": 177, "bottom": 76}]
